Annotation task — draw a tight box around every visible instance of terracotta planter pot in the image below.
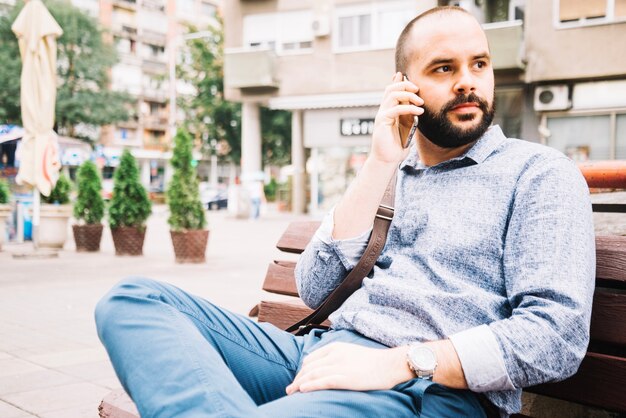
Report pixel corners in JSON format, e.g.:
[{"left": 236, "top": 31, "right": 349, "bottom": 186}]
[
  {"left": 170, "top": 229, "right": 209, "bottom": 263},
  {"left": 111, "top": 226, "right": 146, "bottom": 256},
  {"left": 72, "top": 224, "right": 104, "bottom": 252}
]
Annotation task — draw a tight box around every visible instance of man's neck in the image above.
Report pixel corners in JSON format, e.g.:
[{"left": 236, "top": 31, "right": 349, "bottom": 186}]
[{"left": 416, "top": 133, "right": 477, "bottom": 167}]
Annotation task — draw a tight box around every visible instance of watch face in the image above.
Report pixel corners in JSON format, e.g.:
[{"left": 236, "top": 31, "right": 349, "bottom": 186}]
[{"left": 410, "top": 345, "right": 437, "bottom": 370}]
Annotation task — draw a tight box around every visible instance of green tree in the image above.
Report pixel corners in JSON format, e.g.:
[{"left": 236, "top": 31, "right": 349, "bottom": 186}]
[
  {"left": 0, "top": 0, "right": 132, "bottom": 139},
  {"left": 167, "top": 129, "right": 206, "bottom": 231},
  {"left": 261, "top": 107, "right": 291, "bottom": 166},
  {"left": 177, "top": 19, "right": 241, "bottom": 164},
  {"left": 177, "top": 18, "right": 292, "bottom": 166},
  {"left": 108, "top": 150, "right": 152, "bottom": 229},
  {"left": 41, "top": 173, "right": 71, "bottom": 204},
  {"left": 0, "top": 179, "right": 10, "bottom": 204},
  {"left": 73, "top": 160, "right": 105, "bottom": 224}
]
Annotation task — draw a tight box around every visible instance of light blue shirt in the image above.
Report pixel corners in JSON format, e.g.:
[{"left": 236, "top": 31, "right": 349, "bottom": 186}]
[{"left": 294, "top": 126, "right": 596, "bottom": 416}]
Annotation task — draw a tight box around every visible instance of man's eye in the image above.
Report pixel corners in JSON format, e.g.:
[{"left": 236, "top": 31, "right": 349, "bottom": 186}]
[
  {"left": 435, "top": 65, "right": 451, "bottom": 73},
  {"left": 475, "top": 61, "right": 486, "bottom": 69}
]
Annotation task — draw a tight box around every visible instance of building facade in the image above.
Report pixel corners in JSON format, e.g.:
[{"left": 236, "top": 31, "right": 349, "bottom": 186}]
[
  {"left": 223, "top": 0, "right": 545, "bottom": 215},
  {"left": 75, "top": 0, "right": 220, "bottom": 191}
]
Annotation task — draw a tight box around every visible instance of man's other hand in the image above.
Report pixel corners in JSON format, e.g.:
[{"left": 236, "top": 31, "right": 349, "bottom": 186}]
[{"left": 285, "top": 342, "right": 413, "bottom": 394}]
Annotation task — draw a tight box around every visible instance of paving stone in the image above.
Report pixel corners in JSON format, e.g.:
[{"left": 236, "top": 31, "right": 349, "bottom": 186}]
[
  {"left": 2, "top": 382, "right": 111, "bottom": 415},
  {"left": 90, "top": 377, "right": 123, "bottom": 391},
  {"left": 0, "top": 368, "right": 79, "bottom": 396},
  {"left": 24, "top": 347, "right": 109, "bottom": 369},
  {"left": 39, "top": 403, "right": 101, "bottom": 418},
  {"left": 0, "top": 400, "right": 36, "bottom": 418},
  {"left": 57, "top": 360, "right": 117, "bottom": 381},
  {"left": 0, "top": 358, "right": 46, "bottom": 378}
]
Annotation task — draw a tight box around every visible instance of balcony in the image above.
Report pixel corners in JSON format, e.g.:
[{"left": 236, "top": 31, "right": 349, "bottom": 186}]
[
  {"left": 224, "top": 48, "right": 279, "bottom": 91},
  {"left": 142, "top": 58, "right": 167, "bottom": 74},
  {"left": 141, "top": 29, "right": 167, "bottom": 46},
  {"left": 112, "top": 23, "right": 138, "bottom": 40},
  {"left": 483, "top": 20, "right": 525, "bottom": 70},
  {"left": 143, "top": 114, "right": 168, "bottom": 130},
  {"left": 141, "top": 86, "right": 167, "bottom": 102},
  {"left": 112, "top": 0, "right": 137, "bottom": 10}
]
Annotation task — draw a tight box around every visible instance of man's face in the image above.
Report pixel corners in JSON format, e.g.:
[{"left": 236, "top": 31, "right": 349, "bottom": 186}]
[{"left": 404, "top": 13, "right": 495, "bottom": 149}]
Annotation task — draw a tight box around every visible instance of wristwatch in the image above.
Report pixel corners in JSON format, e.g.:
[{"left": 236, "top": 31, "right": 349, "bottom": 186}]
[{"left": 406, "top": 343, "right": 438, "bottom": 380}]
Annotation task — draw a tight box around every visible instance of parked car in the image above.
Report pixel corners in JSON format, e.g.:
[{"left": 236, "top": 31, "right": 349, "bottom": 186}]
[{"left": 199, "top": 183, "right": 228, "bottom": 210}]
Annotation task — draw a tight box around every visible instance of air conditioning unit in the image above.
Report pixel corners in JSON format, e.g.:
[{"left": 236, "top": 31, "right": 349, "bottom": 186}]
[
  {"left": 312, "top": 16, "right": 330, "bottom": 37},
  {"left": 534, "top": 84, "right": 571, "bottom": 111}
]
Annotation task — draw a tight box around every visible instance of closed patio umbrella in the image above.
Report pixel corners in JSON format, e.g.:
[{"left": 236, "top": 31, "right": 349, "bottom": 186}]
[
  {"left": 12, "top": 0, "right": 62, "bottom": 195},
  {"left": 12, "top": 0, "right": 62, "bottom": 247}
]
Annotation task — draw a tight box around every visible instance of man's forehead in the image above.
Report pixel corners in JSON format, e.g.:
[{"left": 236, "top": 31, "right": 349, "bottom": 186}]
[{"left": 406, "top": 12, "right": 489, "bottom": 65}]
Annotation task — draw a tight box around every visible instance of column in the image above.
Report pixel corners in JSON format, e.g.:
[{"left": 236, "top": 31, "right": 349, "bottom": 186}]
[
  {"left": 141, "top": 160, "right": 151, "bottom": 189},
  {"left": 291, "top": 109, "right": 306, "bottom": 214},
  {"left": 241, "top": 102, "right": 262, "bottom": 181}
]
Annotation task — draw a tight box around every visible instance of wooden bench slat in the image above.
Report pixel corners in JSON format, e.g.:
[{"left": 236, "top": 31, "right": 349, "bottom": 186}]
[
  {"left": 276, "top": 221, "right": 320, "bottom": 254},
  {"left": 590, "top": 290, "right": 626, "bottom": 346},
  {"left": 595, "top": 236, "right": 626, "bottom": 283},
  {"left": 528, "top": 352, "right": 626, "bottom": 412},
  {"left": 262, "top": 261, "right": 299, "bottom": 296},
  {"left": 257, "top": 299, "right": 330, "bottom": 330}
]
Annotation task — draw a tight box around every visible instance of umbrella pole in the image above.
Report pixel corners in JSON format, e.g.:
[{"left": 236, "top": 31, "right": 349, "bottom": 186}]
[{"left": 32, "top": 188, "right": 40, "bottom": 249}]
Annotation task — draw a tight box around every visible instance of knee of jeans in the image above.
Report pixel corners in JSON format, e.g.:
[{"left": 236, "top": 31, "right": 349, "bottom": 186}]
[{"left": 94, "top": 276, "right": 158, "bottom": 340}]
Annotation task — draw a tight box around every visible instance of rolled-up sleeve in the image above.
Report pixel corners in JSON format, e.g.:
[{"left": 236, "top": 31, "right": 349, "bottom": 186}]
[
  {"left": 488, "top": 157, "right": 595, "bottom": 388},
  {"left": 294, "top": 208, "right": 372, "bottom": 309},
  {"left": 450, "top": 324, "right": 516, "bottom": 392}
]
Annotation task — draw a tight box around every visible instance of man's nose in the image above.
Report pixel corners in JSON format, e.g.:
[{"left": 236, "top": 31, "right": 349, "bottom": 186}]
[{"left": 454, "top": 68, "right": 476, "bottom": 94}]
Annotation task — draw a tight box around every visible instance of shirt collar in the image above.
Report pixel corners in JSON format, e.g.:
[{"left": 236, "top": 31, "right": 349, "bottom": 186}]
[{"left": 399, "top": 125, "right": 507, "bottom": 170}]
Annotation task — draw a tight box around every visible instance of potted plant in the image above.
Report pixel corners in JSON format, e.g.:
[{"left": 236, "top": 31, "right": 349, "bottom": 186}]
[
  {"left": 0, "top": 179, "right": 11, "bottom": 251},
  {"left": 72, "top": 160, "right": 106, "bottom": 252},
  {"left": 108, "top": 150, "right": 152, "bottom": 256},
  {"left": 167, "top": 129, "right": 208, "bottom": 263},
  {"left": 39, "top": 173, "right": 73, "bottom": 249}
]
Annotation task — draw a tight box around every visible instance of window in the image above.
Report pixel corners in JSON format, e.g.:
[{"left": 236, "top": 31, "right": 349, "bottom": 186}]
[
  {"left": 338, "top": 14, "right": 371, "bottom": 48},
  {"left": 200, "top": 1, "right": 216, "bottom": 17},
  {"left": 243, "top": 11, "right": 313, "bottom": 54},
  {"left": 546, "top": 115, "right": 612, "bottom": 160},
  {"left": 556, "top": 0, "right": 626, "bottom": 27},
  {"left": 443, "top": 0, "right": 524, "bottom": 23},
  {"left": 334, "top": 1, "right": 414, "bottom": 52},
  {"left": 176, "top": 0, "right": 194, "bottom": 15},
  {"left": 493, "top": 88, "right": 523, "bottom": 138}
]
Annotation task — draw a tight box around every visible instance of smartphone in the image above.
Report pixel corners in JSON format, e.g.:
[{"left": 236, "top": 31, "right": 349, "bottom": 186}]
[{"left": 402, "top": 75, "right": 419, "bottom": 149}]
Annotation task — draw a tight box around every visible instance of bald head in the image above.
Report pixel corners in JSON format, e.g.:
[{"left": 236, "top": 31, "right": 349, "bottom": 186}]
[{"left": 395, "top": 6, "right": 484, "bottom": 74}]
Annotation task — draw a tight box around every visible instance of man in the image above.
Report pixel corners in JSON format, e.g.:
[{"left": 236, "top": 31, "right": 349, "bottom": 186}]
[{"left": 95, "top": 6, "right": 595, "bottom": 417}]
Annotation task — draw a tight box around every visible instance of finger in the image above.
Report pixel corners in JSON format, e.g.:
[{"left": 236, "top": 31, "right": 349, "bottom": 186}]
[
  {"left": 383, "top": 91, "right": 424, "bottom": 107},
  {"left": 299, "top": 374, "right": 346, "bottom": 393},
  {"left": 287, "top": 366, "right": 340, "bottom": 394},
  {"left": 384, "top": 80, "right": 419, "bottom": 96},
  {"left": 380, "top": 105, "right": 424, "bottom": 123}
]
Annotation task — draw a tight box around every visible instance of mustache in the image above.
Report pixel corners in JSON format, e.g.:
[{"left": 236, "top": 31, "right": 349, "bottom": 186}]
[{"left": 442, "top": 93, "right": 489, "bottom": 113}]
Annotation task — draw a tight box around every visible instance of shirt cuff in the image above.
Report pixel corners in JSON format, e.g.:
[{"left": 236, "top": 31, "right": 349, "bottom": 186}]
[
  {"left": 449, "top": 324, "right": 516, "bottom": 392},
  {"left": 315, "top": 207, "right": 372, "bottom": 269}
]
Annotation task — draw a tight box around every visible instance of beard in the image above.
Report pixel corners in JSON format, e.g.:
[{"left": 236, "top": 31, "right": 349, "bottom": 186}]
[{"left": 418, "top": 92, "right": 495, "bottom": 149}]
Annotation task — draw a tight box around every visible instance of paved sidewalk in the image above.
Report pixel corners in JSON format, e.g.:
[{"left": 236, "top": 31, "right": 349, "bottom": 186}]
[{"left": 0, "top": 206, "right": 312, "bottom": 418}]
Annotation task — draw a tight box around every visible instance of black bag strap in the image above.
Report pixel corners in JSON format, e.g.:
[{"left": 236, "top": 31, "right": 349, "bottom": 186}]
[{"left": 286, "top": 171, "right": 398, "bottom": 335}]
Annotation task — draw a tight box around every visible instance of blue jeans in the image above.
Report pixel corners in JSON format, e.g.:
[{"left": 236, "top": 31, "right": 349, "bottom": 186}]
[{"left": 95, "top": 278, "right": 487, "bottom": 418}]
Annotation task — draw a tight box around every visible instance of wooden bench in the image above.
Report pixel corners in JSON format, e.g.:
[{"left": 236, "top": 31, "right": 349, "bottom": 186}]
[{"left": 100, "top": 162, "right": 626, "bottom": 417}]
